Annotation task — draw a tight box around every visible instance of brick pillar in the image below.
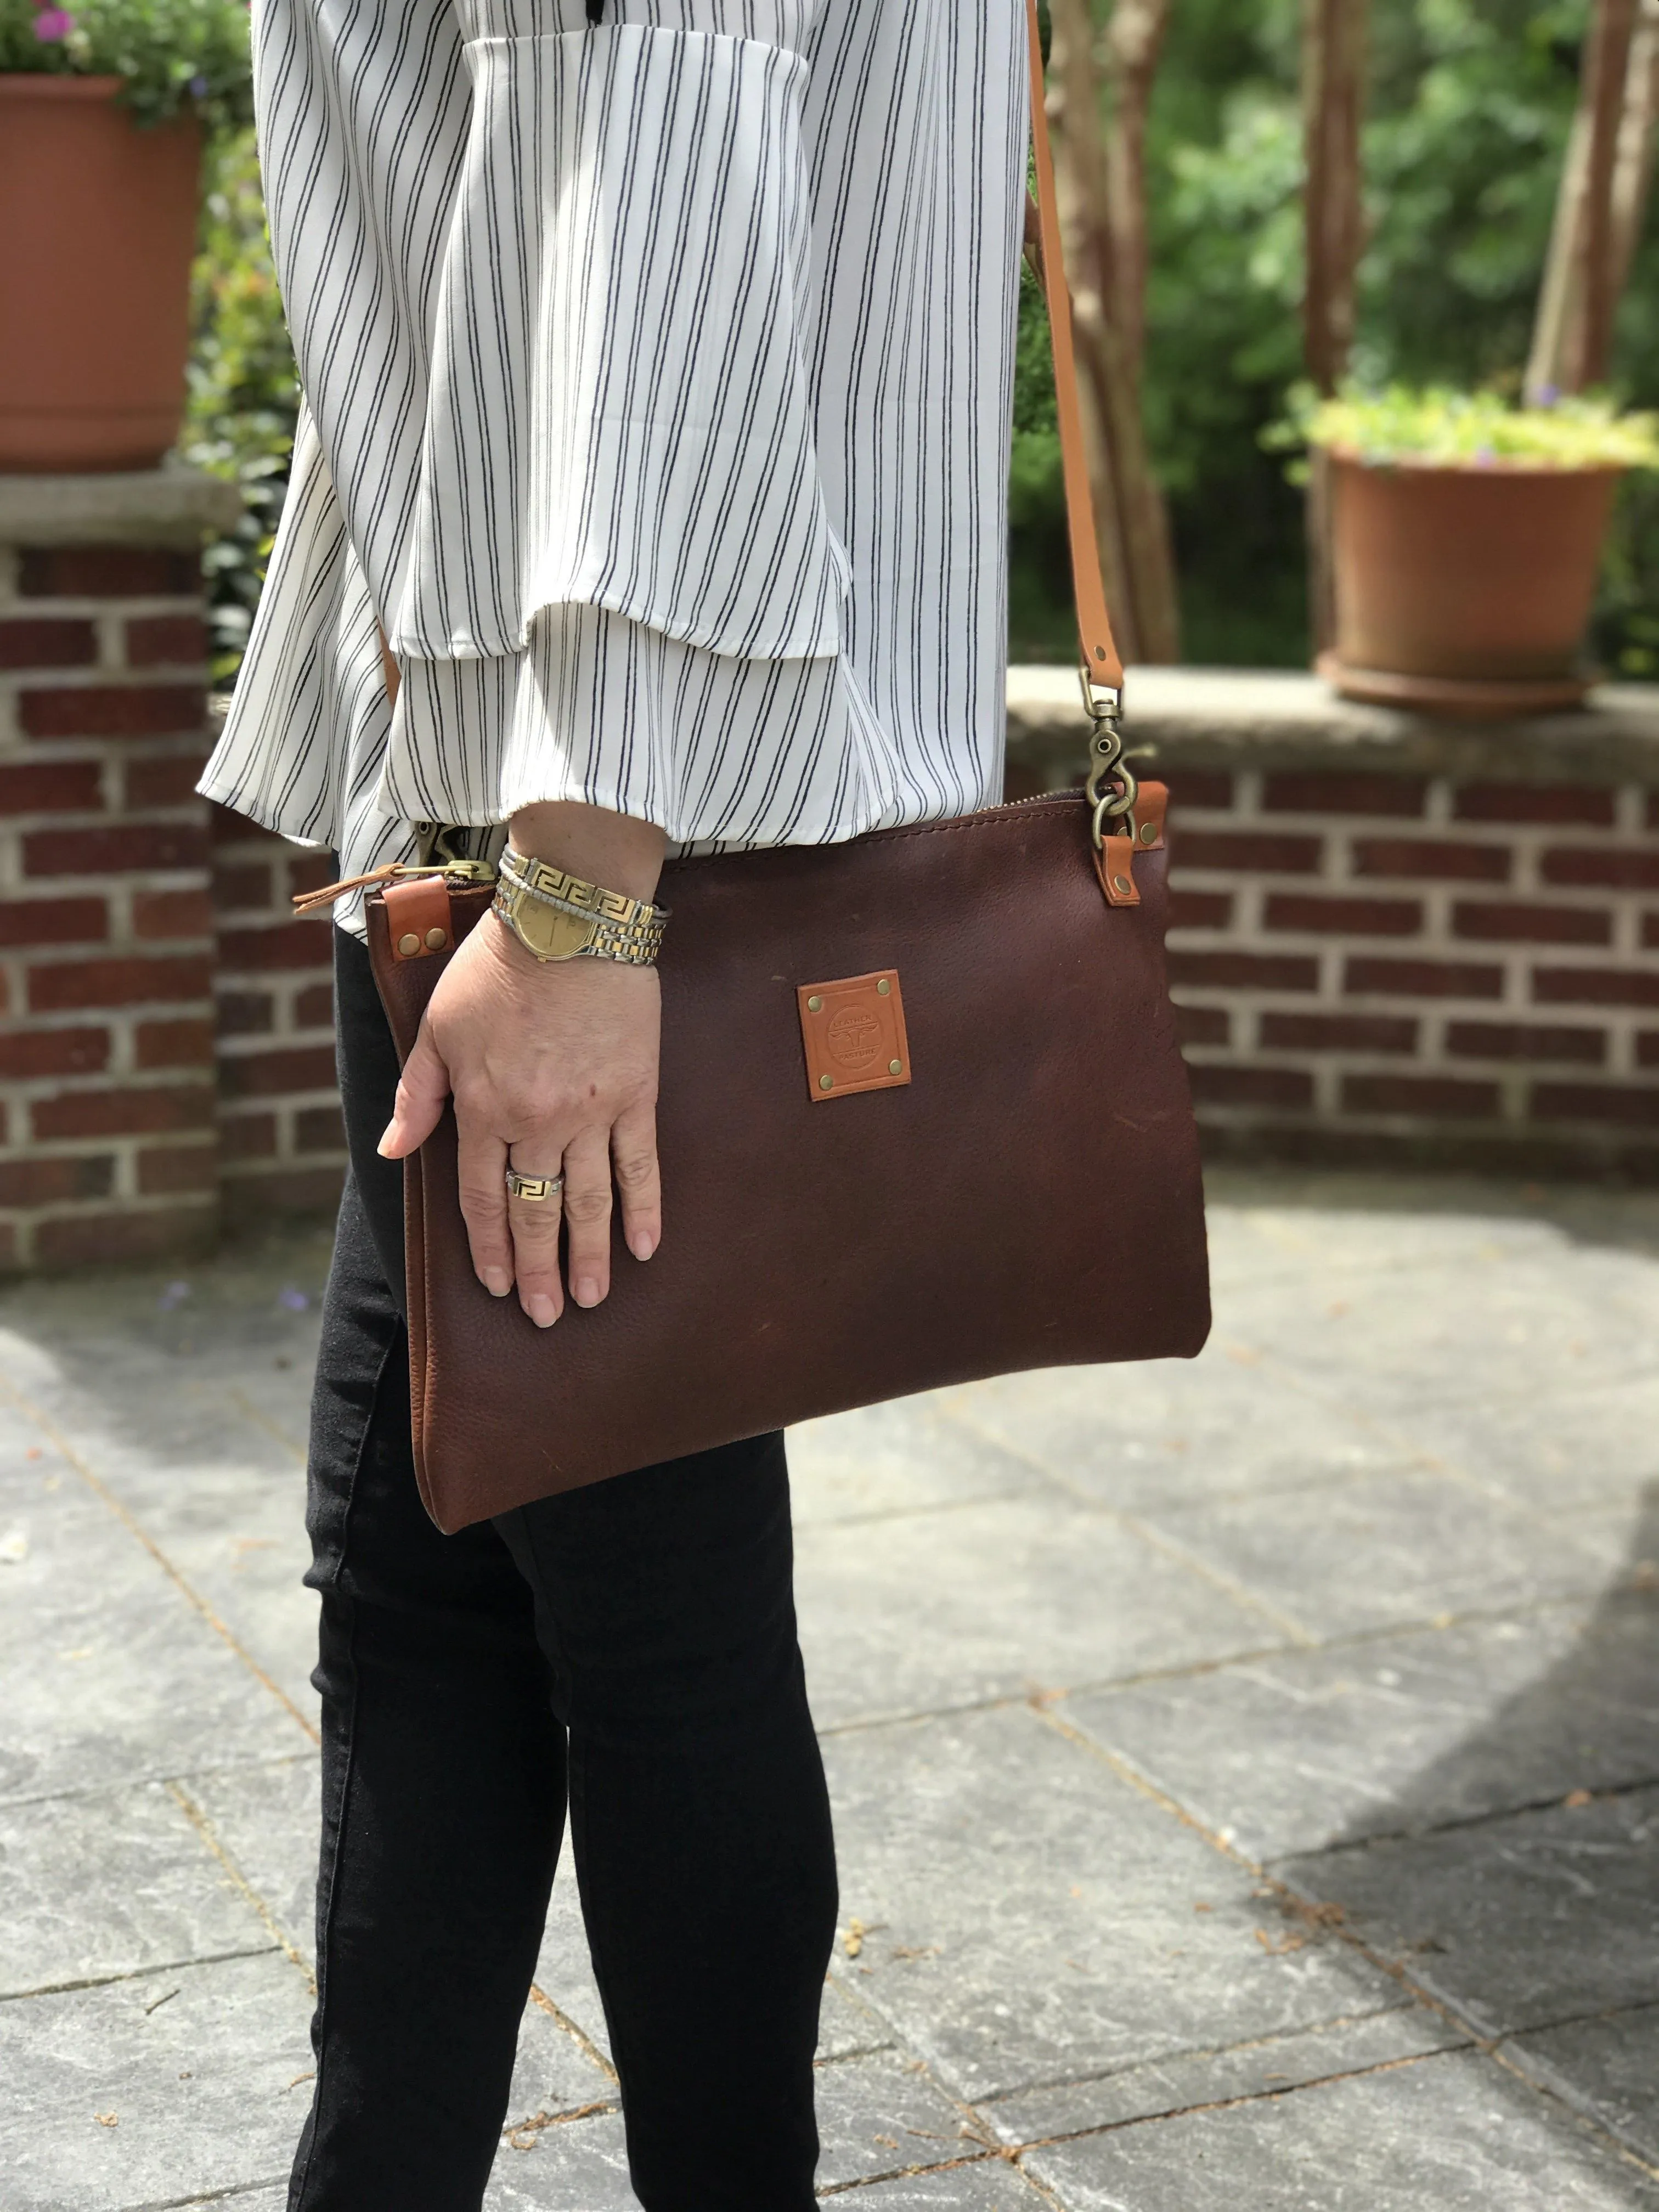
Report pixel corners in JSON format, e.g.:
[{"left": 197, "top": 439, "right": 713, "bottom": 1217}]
[
  {"left": 0, "top": 472, "right": 240, "bottom": 1269},
  {"left": 211, "top": 808, "right": 348, "bottom": 1223}
]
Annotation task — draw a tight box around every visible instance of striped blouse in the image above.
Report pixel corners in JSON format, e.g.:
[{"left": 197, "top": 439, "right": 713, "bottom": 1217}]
[{"left": 201, "top": 0, "right": 1028, "bottom": 932}]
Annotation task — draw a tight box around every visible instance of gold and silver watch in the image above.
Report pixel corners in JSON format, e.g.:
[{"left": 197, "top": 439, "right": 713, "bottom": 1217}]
[{"left": 490, "top": 847, "right": 668, "bottom": 966}]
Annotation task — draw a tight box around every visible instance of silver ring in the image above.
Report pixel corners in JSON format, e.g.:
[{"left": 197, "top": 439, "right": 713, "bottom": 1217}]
[{"left": 505, "top": 1168, "right": 564, "bottom": 1203}]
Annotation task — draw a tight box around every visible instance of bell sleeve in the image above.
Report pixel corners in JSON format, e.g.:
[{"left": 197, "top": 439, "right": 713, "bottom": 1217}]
[{"left": 377, "top": 1, "right": 853, "bottom": 842}]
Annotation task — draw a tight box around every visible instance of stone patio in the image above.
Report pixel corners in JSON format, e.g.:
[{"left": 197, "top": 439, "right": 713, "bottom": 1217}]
[{"left": 2, "top": 1168, "right": 1657, "bottom": 2210}]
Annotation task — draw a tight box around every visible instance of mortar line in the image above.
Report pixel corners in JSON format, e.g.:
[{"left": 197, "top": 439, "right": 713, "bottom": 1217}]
[
  {"left": 1, "top": 1747, "right": 321, "bottom": 1816},
  {"left": 1030, "top": 1702, "right": 1659, "bottom": 2184},
  {"left": 221, "top": 1382, "right": 308, "bottom": 1467},
  {"left": 111, "top": 2182, "right": 290, "bottom": 2212},
  {"left": 996, "top": 2045, "right": 1451, "bottom": 2154},
  {"left": 968, "top": 1997, "right": 1454, "bottom": 2111},
  {"left": 526, "top": 1980, "right": 619, "bottom": 2084},
  {"left": 1482, "top": 2040, "right": 1659, "bottom": 2184},
  {"left": 942, "top": 1341, "right": 1659, "bottom": 1555},
  {"left": 500, "top": 2095, "right": 619, "bottom": 2147},
  {"left": 1492, "top": 1994, "right": 1659, "bottom": 2051},
  {"left": 795, "top": 1486, "right": 1043, "bottom": 1535},
  {"left": 815, "top": 2151, "right": 1001, "bottom": 2194},
  {"left": 0, "top": 1367, "right": 320, "bottom": 1746},
  {"left": 0, "top": 1947, "right": 278, "bottom": 2006},
  {"left": 931, "top": 1401, "right": 1316, "bottom": 1644},
  {"left": 1275, "top": 1770, "right": 1659, "bottom": 1859},
  {"left": 167, "top": 1779, "right": 313, "bottom": 1986},
  {"left": 1355, "top": 1412, "right": 1659, "bottom": 1549},
  {"left": 809, "top": 1581, "right": 1617, "bottom": 1741}
]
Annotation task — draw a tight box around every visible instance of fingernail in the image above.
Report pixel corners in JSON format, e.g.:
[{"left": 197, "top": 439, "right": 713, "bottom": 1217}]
[
  {"left": 573, "top": 1277, "right": 602, "bottom": 1308},
  {"left": 526, "top": 1294, "right": 558, "bottom": 1329},
  {"left": 376, "top": 1134, "right": 394, "bottom": 1158},
  {"left": 629, "top": 1231, "right": 655, "bottom": 1262},
  {"left": 482, "top": 1268, "right": 511, "bottom": 1298}
]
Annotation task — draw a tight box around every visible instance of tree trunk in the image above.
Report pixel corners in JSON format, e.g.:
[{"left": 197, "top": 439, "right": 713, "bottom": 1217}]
[
  {"left": 1045, "top": 0, "right": 1180, "bottom": 665},
  {"left": 1610, "top": 0, "right": 1659, "bottom": 305},
  {"left": 1302, "top": 0, "right": 1368, "bottom": 396},
  {"left": 1527, "top": 0, "right": 1646, "bottom": 399},
  {"left": 1301, "top": 0, "right": 1368, "bottom": 658}
]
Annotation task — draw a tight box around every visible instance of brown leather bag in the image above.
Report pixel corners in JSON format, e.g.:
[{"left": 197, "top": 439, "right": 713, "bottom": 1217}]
[{"left": 362, "top": 0, "right": 1210, "bottom": 1532}]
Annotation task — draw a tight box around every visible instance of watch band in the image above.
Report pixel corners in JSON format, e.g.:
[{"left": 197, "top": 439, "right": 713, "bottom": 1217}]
[{"left": 491, "top": 847, "right": 668, "bottom": 966}]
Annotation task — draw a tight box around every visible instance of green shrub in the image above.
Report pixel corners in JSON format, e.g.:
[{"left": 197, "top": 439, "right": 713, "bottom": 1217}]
[
  {"left": 1280, "top": 382, "right": 1659, "bottom": 471},
  {"left": 181, "top": 129, "right": 299, "bottom": 682},
  {"left": 1009, "top": 0, "right": 1659, "bottom": 667},
  {"left": 1009, "top": 264, "right": 1074, "bottom": 663},
  {"left": 177, "top": 0, "right": 1659, "bottom": 684},
  {"left": 0, "top": 0, "right": 252, "bottom": 128}
]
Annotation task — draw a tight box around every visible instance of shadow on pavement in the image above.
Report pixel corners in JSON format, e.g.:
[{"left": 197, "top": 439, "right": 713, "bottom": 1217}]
[{"left": 1282, "top": 1481, "right": 1659, "bottom": 2166}]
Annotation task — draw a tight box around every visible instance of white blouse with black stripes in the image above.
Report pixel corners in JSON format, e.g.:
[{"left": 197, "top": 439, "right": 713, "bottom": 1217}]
[{"left": 201, "top": 0, "right": 1028, "bottom": 933}]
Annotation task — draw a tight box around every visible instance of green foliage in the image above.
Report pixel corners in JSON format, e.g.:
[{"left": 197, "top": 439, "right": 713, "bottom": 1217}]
[
  {"left": 0, "top": 0, "right": 253, "bottom": 128},
  {"left": 1008, "top": 264, "right": 1073, "bottom": 661},
  {"left": 1283, "top": 382, "right": 1659, "bottom": 470},
  {"left": 1010, "top": 0, "right": 1659, "bottom": 669},
  {"left": 179, "top": 0, "right": 1659, "bottom": 684},
  {"left": 181, "top": 129, "right": 298, "bottom": 682}
]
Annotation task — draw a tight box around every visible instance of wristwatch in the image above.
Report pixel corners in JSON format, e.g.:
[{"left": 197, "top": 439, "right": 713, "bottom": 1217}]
[{"left": 491, "top": 847, "right": 668, "bottom": 966}]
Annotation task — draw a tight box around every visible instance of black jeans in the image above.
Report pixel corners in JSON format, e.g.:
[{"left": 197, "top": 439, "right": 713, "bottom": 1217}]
[{"left": 289, "top": 930, "right": 838, "bottom": 2211}]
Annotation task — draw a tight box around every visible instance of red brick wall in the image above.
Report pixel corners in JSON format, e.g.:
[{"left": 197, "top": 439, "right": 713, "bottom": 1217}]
[
  {"left": 1163, "top": 765, "right": 1659, "bottom": 1173},
  {"left": 8, "top": 591, "right": 1659, "bottom": 1273},
  {"left": 0, "top": 544, "right": 221, "bottom": 1269},
  {"left": 210, "top": 805, "right": 346, "bottom": 1223},
  {"left": 0, "top": 538, "right": 349, "bottom": 1269}
]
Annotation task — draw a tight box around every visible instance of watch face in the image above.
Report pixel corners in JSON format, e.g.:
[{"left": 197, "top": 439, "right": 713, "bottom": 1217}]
[{"left": 516, "top": 902, "right": 600, "bottom": 960}]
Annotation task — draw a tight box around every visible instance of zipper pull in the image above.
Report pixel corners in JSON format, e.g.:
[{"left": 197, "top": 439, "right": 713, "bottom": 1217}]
[{"left": 291, "top": 858, "right": 497, "bottom": 917}]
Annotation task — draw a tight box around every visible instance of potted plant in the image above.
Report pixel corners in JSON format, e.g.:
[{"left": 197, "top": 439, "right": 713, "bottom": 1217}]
[
  {"left": 0, "top": 0, "right": 251, "bottom": 471},
  {"left": 1284, "top": 385, "right": 1659, "bottom": 717}
]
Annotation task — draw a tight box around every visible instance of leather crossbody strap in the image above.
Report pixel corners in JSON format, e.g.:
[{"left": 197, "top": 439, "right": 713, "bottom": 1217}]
[{"left": 1023, "top": 0, "right": 1125, "bottom": 693}]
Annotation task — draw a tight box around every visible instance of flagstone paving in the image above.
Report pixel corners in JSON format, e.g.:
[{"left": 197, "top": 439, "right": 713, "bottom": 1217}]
[{"left": 2, "top": 1168, "right": 1657, "bottom": 2210}]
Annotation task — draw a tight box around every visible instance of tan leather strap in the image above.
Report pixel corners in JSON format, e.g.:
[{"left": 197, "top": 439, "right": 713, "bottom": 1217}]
[{"left": 1024, "top": 0, "right": 1125, "bottom": 691}]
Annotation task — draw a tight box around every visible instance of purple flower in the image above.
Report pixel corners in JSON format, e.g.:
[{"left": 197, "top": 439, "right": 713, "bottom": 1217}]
[
  {"left": 1473, "top": 444, "right": 1496, "bottom": 467},
  {"left": 1536, "top": 383, "right": 1560, "bottom": 409},
  {"left": 189, "top": 72, "right": 209, "bottom": 96},
  {"left": 32, "top": 7, "right": 75, "bottom": 41}
]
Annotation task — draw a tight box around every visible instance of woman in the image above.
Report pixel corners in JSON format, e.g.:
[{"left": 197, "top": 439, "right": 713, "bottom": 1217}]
[{"left": 202, "top": 1, "right": 1027, "bottom": 2203}]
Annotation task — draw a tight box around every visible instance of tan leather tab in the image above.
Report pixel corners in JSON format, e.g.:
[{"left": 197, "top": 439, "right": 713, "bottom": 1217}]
[
  {"left": 1095, "top": 833, "right": 1141, "bottom": 908},
  {"left": 384, "top": 875, "right": 454, "bottom": 961},
  {"left": 1132, "top": 781, "right": 1169, "bottom": 853},
  {"left": 798, "top": 971, "right": 912, "bottom": 1102}
]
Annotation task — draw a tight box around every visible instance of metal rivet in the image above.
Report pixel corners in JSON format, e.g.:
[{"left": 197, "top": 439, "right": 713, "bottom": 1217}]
[
  {"left": 877, "top": 977, "right": 891, "bottom": 996},
  {"left": 425, "top": 926, "right": 448, "bottom": 950},
  {"left": 397, "top": 932, "right": 420, "bottom": 956},
  {"left": 1112, "top": 874, "right": 1132, "bottom": 895},
  {"left": 889, "top": 1058, "right": 902, "bottom": 1075},
  {"left": 819, "top": 1073, "right": 833, "bottom": 1091},
  {"left": 808, "top": 995, "right": 823, "bottom": 1012},
  {"left": 1139, "top": 822, "right": 1157, "bottom": 844}
]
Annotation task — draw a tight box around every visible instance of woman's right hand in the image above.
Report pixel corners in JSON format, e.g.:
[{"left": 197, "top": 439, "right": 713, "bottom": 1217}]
[{"left": 376, "top": 801, "right": 667, "bottom": 1327}]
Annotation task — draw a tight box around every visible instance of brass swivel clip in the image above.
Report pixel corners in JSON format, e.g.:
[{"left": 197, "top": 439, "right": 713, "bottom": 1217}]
[{"left": 1080, "top": 672, "right": 1137, "bottom": 851}]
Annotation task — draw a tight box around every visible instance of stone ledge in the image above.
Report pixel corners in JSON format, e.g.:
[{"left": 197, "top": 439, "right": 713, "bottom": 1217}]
[
  {"left": 0, "top": 469, "right": 242, "bottom": 548},
  {"left": 1006, "top": 665, "right": 1659, "bottom": 788}
]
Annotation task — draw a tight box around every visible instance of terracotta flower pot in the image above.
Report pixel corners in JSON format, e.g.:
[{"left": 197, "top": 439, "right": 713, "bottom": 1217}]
[
  {"left": 1317, "top": 450, "right": 1621, "bottom": 718},
  {"left": 0, "top": 75, "right": 201, "bottom": 472}
]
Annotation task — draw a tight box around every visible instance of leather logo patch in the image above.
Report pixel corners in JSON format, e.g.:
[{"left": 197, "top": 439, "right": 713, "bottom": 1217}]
[{"left": 797, "top": 970, "right": 911, "bottom": 1102}]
